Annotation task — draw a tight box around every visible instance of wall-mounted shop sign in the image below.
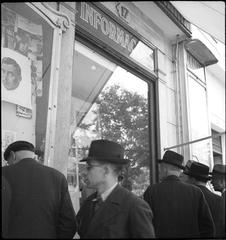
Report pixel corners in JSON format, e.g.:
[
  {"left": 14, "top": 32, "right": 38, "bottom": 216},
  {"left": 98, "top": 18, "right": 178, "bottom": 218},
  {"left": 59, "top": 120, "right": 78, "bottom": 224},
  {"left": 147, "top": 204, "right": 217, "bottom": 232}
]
[{"left": 76, "top": 2, "right": 138, "bottom": 56}]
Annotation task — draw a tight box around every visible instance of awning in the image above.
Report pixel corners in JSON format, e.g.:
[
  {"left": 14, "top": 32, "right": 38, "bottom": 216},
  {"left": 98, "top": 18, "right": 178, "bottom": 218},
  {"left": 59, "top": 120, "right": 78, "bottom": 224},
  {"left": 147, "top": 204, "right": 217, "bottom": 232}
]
[{"left": 170, "top": 1, "right": 225, "bottom": 44}]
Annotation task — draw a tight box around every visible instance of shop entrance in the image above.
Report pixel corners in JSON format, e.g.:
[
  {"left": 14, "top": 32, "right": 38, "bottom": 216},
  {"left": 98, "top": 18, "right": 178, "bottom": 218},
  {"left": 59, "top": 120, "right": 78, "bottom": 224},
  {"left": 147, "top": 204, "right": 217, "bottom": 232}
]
[{"left": 68, "top": 41, "right": 152, "bottom": 211}]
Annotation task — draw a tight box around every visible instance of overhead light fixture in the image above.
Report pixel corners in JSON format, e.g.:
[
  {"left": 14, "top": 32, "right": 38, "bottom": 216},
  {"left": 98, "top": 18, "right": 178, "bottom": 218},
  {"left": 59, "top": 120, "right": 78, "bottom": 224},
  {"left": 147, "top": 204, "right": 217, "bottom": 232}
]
[{"left": 185, "top": 39, "right": 218, "bottom": 67}]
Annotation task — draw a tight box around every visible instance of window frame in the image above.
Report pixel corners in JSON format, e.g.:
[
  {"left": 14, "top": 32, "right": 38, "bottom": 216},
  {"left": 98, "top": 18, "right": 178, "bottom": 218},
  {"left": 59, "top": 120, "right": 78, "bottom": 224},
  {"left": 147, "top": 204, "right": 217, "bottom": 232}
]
[{"left": 74, "top": 13, "right": 160, "bottom": 185}]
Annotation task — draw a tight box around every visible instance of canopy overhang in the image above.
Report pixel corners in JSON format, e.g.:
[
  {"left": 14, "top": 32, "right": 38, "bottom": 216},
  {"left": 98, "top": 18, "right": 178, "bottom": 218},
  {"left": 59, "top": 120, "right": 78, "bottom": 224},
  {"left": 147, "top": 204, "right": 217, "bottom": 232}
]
[{"left": 170, "top": 1, "right": 225, "bottom": 44}]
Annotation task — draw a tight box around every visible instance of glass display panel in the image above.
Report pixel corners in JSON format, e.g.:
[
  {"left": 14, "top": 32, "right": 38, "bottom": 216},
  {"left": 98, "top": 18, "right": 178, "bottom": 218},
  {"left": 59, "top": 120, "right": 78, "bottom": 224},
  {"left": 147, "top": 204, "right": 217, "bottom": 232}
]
[
  {"left": 68, "top": 41, "right": 151, "bottom": 204},
  {"left": 1, "top": 3, "right": 53, "bottom": 165},
  {"left": 187, "top": 73, "right": 212, "bottom": 165}
]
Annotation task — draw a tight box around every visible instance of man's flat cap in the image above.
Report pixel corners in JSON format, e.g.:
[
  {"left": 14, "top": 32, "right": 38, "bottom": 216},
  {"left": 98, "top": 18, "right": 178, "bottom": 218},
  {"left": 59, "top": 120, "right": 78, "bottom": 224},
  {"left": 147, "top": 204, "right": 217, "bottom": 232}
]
[{"left": 4, "top": 141, "right": 35, "bottom": 161}]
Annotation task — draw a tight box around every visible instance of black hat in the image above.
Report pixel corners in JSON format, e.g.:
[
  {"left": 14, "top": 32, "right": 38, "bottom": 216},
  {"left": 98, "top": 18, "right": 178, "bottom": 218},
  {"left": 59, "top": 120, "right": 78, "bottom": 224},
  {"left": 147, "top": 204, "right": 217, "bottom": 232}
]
[
  {"left": 158, "top": 150, "right": 184, "bottom": 169},
  {"left": 183, "top": 161, "right": 211, "bottom": 181},
  {"left": 211, "top": 164, "right": 226, "bottom": 176},
  {"left": 80, "top": 139, "right": 129, "bottom": 165},
  {"left": 4, "top": 141, "right": 35, "bottom": 161}
]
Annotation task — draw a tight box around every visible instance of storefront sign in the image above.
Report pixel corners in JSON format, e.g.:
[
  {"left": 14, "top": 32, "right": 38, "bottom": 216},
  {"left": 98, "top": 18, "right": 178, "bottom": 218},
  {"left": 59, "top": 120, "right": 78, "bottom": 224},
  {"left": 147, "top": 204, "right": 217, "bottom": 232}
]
[{"left": 76, "top": 2, "right": 138, "bottom": 56}]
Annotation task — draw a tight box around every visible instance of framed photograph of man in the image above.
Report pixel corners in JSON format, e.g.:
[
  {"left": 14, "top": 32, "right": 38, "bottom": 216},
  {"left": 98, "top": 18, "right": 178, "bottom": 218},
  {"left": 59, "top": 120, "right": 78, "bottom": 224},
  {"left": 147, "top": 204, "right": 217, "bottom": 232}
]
[{"left": 1, "top": 47, "right": 32, "bottom": 109}]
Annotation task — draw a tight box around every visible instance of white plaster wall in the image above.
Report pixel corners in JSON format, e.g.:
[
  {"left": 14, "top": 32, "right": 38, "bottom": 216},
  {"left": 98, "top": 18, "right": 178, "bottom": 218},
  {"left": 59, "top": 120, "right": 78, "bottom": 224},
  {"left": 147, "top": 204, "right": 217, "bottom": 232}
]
[
  {"left": 157, "top": 32, "right": 180, "bottom": 154},
  {"left": 101, "top": 1, "right": 165, "bottom": 50},
  {"left": 1, "top": 101, "right": 36, "bottom": 146}
]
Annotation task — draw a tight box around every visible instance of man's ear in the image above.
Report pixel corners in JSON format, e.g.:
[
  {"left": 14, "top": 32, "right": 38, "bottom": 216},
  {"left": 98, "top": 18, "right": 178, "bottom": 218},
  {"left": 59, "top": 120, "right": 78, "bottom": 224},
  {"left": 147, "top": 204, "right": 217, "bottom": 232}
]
[
  {"left": 220, "top": 177, "right": 225, "bottom": 186},
  {"left": 8, "top": 151, "right": 16, "bottom": 164},
  {"left": 103, "top": 165, "right": 110, "bottom": 175}
]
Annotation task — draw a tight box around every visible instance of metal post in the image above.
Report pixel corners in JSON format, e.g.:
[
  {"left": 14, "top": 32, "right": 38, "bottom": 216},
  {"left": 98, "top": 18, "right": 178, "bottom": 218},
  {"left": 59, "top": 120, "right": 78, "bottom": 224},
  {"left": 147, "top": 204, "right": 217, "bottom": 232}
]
[{"left": 164, "top": 131, "right": 225, "bottom": 151}]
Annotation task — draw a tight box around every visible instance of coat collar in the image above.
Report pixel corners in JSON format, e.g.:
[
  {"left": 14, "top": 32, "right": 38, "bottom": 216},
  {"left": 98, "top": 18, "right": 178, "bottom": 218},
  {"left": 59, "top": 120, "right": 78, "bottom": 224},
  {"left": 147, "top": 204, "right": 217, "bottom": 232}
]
[
  {"left": 162, "top": 175, "right": 181, "bottom": 182},
  {"left": 85, "top": 184, "right": 125, "bottom": 235},
  {"left": 16, "top": 158, "right": 39, "bottom": 165}
]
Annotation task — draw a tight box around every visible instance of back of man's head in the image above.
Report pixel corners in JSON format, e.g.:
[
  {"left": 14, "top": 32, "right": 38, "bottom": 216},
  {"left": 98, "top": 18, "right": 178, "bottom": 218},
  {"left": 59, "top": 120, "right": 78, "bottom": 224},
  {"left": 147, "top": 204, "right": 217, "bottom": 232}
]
[
  {"left": 160, "top": 162, "right": 182, "bottom": 180},
  {"left": 186, "top": 175, "right": 207, "bottom": 186},
  {"left": 4, "top": 141, "right": 35, "bottom": 165}
]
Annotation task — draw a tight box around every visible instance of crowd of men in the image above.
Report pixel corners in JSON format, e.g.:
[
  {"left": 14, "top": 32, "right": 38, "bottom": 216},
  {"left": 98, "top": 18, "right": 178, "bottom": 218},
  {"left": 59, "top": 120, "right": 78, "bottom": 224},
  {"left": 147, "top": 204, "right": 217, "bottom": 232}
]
[{"left": 2, "top": 139, "right": 226, "bottom": 238}]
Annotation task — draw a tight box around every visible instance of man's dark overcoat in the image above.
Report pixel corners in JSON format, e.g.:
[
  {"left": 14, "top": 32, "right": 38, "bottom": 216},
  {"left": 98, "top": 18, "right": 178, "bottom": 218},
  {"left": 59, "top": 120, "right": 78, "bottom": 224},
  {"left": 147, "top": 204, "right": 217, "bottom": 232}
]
[
  {"left": 2, "top": 158, "right": 77, "bottom": 239},
  {"left": 77, "top": 184, "right": 155, "bottom": 238},
  {"left": 197, "top": 184, "right": 222, "bottom": 237},
  {"left": 143, "top": 175, "right": 214, "bottom": 238},
  {"left": 220, "top": 190, "right": 226, "bottom": 238},
  {"left": 2, "top": 176, "right": 12, "bottom": 238}
]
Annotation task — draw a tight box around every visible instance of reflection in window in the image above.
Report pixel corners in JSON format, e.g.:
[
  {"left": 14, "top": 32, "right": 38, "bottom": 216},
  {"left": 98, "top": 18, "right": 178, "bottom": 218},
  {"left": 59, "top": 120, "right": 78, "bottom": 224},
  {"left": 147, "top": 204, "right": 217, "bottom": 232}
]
[
  {"left": 130, "top": 41, "right": 154, "bottom": 72},
  {"left": 187, "top": 52, "right": 205, "bottom": 82},
  {"left": 212, "top": 129, "right": 223, "bottom": 165},
  {"left": 187, "top": 73, "right": 211, "bottom": 165},
  {"left": 69, "top": 41, "right": 150, "bottom": 200}
]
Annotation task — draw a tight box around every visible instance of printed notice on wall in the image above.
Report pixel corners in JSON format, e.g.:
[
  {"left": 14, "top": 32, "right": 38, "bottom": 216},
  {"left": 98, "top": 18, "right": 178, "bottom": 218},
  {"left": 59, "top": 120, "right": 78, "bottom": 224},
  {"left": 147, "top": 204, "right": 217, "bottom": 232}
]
[
  {"left": 2, "top": 130, "right": 17, "bottom": 165},
  {"left": 1, "top": 48, "right": 32, "bottom": 109}
]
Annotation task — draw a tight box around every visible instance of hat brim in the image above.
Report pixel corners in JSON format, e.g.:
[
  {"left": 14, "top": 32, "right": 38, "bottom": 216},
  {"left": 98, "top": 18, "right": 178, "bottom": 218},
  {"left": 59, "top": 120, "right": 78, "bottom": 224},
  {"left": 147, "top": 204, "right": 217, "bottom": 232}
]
[
  {"left": 183, "top": 171, "right": 212, "bottom": 180},
  {"left": 80, "top": 156, "right": 130, "bottom": 165},
  {"left": 158, "top": 159, "right": 185, "bottom": 170},
  {"left": 209, "top": 171, "right": 225, "bottom": 176}
]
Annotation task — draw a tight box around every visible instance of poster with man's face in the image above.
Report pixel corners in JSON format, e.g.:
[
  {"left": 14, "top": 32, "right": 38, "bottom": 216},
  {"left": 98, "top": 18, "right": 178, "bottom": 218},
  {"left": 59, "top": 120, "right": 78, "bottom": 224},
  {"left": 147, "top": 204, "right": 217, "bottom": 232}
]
[{"left": 1, "top": 48, "right": 32, "bottom": 109}]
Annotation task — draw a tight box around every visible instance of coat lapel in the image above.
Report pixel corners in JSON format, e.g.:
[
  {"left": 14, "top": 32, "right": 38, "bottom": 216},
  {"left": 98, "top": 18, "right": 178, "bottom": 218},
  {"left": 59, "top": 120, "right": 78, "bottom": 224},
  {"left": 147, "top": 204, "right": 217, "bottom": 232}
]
[{"left": 85, "top": 185, "right": 124, "bottom": 236}]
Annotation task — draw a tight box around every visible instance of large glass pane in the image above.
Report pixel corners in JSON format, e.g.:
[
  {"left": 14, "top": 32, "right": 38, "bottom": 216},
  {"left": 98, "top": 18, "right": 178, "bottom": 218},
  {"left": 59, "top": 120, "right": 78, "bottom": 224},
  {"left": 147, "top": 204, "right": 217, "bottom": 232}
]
[
  {"left": 68, "top": 41, "right": 150, "bottom": 205},
  {"left": 187, "top": 73, "right": 212, "bottom": 165},
  {"left": 1, "top": 3, "right": 53, "bottom": 165},
  {"left": 130, "top": 41, "right": 155, "bottom": 72}
]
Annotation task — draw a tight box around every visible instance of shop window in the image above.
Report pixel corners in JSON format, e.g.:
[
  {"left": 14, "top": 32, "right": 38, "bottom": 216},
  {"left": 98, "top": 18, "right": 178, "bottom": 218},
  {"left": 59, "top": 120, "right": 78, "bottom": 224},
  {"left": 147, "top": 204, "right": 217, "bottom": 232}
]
[
  {"left": 187, "top": 72, "right": 212, "bottom": 165},
  {"left": 68, "top": 41, "right": 151, "bottom": 201},
  {"left": 212, "top": 129, "right": 223, "bottom": 165},
  {"left": 1, "top": 3, "right": 53, "bottom": 165}
]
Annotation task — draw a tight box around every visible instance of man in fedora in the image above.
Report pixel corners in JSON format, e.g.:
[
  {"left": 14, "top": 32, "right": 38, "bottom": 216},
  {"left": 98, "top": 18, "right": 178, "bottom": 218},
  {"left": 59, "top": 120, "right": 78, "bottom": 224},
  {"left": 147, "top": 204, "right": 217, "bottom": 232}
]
[
  {"left": 143, "top": 150, "right": 214, "bottom": 238},
  {"left": 211, "top": 164, "right": 226, "bottom": 237},
  {"left": 182, "top": 161, "right": 222, "bottom": 237},
  {"left": 2, "top": 140, "right": 77, "bottom": 238},
  {"left": 77, "top": 139, "right": 155, "bottom": 238},
  {"left": 211, "top": 164, "right": 226, "bottom": 197}
]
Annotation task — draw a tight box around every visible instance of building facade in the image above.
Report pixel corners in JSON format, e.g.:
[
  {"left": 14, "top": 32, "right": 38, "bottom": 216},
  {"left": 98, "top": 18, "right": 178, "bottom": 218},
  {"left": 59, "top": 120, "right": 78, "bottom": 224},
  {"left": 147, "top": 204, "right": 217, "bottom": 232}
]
[{"left": 1, "top": 2, "right": 224, "bottom": 212}]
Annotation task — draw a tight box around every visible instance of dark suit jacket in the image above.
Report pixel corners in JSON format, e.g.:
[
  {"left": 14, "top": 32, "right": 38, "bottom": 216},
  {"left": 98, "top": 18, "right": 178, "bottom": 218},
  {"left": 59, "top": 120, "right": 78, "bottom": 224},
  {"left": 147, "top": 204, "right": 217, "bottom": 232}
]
[
  {"left": 2, "top": 176, "right": 12, "bottom": 238},
  {"left": 77, "top": 184, "right": 155, "bottom": 238},
  {"left": 2, "top": 158, "right": 77, "bottom": 239},
  {"left": 220, "top": 190, "right": 226, "bottom": 238},
  {"left": 143, "top": 175, "right": 214, "bottom": 238},
  {"left": 197, "top": 184, "right": 222, "bottom": 237}
]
